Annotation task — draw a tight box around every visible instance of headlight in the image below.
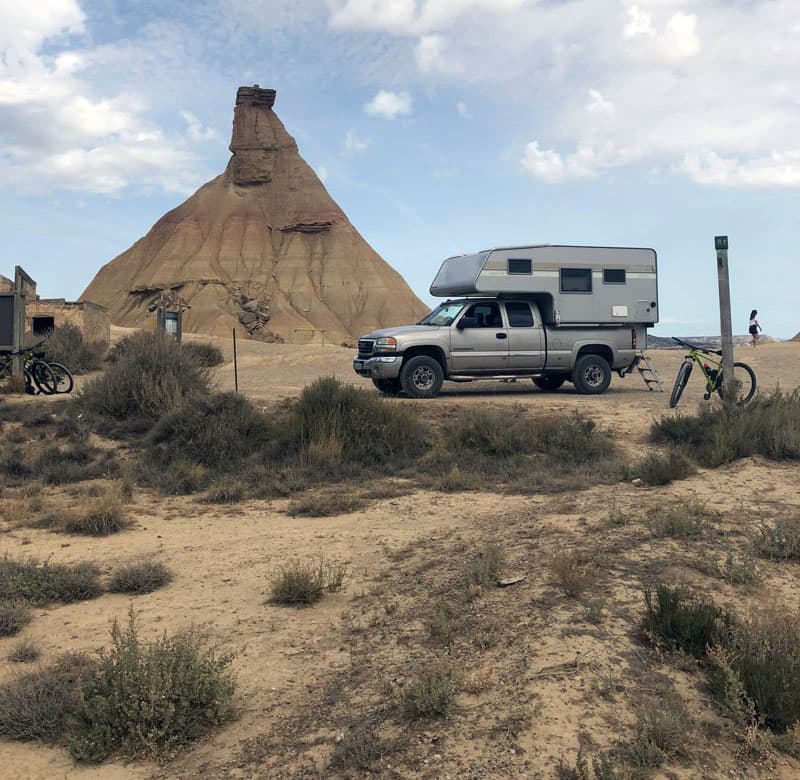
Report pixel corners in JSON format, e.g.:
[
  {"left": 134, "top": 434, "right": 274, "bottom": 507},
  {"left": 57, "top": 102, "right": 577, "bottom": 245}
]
[{"left": 375, "top": 336, "right": 397, "bottom": 352}]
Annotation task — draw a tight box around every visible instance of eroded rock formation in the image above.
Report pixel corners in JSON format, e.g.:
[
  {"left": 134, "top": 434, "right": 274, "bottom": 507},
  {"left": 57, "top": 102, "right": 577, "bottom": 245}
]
[{"left": 81, "top": 86, "right": 428, "bottom": 343}]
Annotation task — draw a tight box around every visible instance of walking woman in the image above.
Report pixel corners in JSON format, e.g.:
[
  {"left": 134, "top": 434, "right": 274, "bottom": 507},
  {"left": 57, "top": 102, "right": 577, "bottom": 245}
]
[{"left": 749, "top": 309, "right": 762, "bottom": 348}]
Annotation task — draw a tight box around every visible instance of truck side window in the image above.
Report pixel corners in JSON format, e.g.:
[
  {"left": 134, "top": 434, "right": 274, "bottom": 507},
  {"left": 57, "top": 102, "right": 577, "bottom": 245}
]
[
  {"left": 603, "top": 269, "right": 626, "bottom": 284},
  {"left": 505, "top": 302, "right": 534, "bottom": 327},
  {"left": 560, "top": 268, "right": 592, "bottom": 293},
  {"left": 464, "top": 302, "right": 502, "bottom": 327},
  {"left": 508, "top": 258, "right": 532, "bottom": 274}
]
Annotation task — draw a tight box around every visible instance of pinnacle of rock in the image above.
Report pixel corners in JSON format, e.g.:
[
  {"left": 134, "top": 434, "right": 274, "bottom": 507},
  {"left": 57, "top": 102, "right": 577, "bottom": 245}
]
[{"left": 81, "top": 87, "right": 428, "bottom": 344}]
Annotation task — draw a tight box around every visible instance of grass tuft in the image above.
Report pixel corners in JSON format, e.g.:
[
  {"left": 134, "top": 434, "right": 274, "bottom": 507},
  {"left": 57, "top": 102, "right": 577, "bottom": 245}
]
[
  {"left": 0, "top": 600, "right": 32, "bottom": 637},
  {"left": 550, "top": 548, "right": 598, "bottom": 598},
  {"left": 0, "top": 556, "right": 102, "bottom": 606},
  {"left": 7, "top": 638, "right": 41, "bottom": 663},
  {"left": 108, "top": 559, "right": 173, "bottom": 594},
  {"left": 402, "top": 660, "right": 459, "bottom": 719},
  {"left": 268, "top": 559, "right": 346, "bottom": 606}
]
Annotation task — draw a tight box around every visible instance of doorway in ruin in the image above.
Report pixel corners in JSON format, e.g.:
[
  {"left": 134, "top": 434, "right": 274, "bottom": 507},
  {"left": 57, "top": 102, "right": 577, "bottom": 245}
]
[{"left": 32, "top": 316, "right": 55, "bottom": 336}]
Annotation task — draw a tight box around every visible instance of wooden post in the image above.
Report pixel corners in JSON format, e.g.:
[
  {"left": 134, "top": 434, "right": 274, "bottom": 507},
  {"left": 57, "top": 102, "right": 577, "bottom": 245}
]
[
  {"left": 715, "top": 236, "right": 738, "bottom": 406},
  {"left": 232, "top": 328, "right": 238, "bottom": 394}
]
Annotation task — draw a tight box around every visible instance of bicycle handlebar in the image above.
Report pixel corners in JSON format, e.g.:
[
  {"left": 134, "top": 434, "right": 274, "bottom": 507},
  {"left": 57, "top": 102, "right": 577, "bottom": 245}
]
[
  {"left": 671, "top": 336, "right": 722, "bottom": 356},
  {"left": 2, "top": 339, "right": 48, "bottom": 358}
]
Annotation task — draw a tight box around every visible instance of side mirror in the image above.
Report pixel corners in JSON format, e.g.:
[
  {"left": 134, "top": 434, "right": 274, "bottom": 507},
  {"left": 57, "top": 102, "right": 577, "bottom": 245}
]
[{"left": 457, "top": 316, "right": 476, "bottom": 330}]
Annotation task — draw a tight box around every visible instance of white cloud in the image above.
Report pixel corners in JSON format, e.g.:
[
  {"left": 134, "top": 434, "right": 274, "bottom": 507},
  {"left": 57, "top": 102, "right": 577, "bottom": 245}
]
[
  {"left": 663, "top": 12, "right": 700, "bottom": 60},
  {"left": 415, "top": 34, "right": 454, "bottom": 73},
  {"left": 456, "top": 101, "right": 471, "bottom": 118},
  {"left": 345, "top": 128, "right": 369, "bottom": 152},
  {"left": 181, "top": 111, "right": 217, "bottom": 142},
  {"left": 521, "top": 141, "right": 607, "bottom": 183},
  {"left": 0, "top": 3, "right": 205, "bottom": 194},
  {"left": 680, "top": 151, "right": 800, "bottom": 188},
  {"left": 586, "top": 89, "right": 613, "bottom": 115},
  {"left": 364, "top": 89, "right": 412, "bottom": 119},
  {"left": 623, "top": 5, "right": 655, "bottom": 40}
]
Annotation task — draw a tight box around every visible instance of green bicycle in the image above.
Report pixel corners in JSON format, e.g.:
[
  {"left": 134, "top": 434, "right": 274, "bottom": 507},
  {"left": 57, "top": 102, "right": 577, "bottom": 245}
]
[
  {"left": 669, "top": 337, "right": 756, "bottom": 409},
  {"left": 0, "top": 341, "right": 61, "bottom": 395}
]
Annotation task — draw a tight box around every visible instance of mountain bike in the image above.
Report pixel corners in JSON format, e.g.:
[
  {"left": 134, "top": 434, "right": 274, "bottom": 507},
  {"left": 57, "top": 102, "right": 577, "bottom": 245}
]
[
  {"left": 0, "top": 341, "right": 60, "bottom": 395},
  {"left": 669, "top": 337, "right": 756, "bottom": 409}
]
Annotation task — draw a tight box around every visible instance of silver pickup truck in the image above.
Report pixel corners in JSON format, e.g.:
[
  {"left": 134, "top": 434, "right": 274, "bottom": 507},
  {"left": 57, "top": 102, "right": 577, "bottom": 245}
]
[{"left": 353, "top": 296, "right": 644, "bottom": 398}]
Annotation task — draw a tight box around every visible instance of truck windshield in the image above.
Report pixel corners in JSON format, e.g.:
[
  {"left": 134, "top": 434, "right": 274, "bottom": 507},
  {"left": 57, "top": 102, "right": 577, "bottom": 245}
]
[{"left": 419, "top": 302, "right": 466, "bottom": 326}]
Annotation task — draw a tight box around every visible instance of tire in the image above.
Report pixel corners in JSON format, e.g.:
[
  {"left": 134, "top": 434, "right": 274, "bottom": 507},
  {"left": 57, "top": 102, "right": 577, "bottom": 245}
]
[
  {"left": 718, "top": 362, "right": 756, "bottom": 406},
  {"left": 572, "top": 354, "right": 612, "bottom": 395},
  {"left": 399, "top": 355, "right": 444, "bottom": 399},
  {"left": 669, "top": 360, "right": 693, "bottom": 408},
  {"left": 371, "top": 377, "right": 402, "bottom": 396},
  {"left": 533, "top": 375, "right": 567, "bottom": 391},
  {"left": 29, "top": 360, "right": 57, "bottom": 395},
  {"left": 47, "top": 362, "right": 74, "bottom": 394}
]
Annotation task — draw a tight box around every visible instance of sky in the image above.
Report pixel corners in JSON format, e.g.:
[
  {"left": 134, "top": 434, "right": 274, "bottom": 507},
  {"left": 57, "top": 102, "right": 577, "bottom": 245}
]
[{"left": 0, "top": 0, "right": 798, "bottom": 338}]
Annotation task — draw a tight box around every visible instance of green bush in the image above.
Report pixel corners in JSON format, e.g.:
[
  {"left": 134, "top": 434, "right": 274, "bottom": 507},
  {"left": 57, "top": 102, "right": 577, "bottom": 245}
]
[
  {"left": 70, "top": 611, "right": 236, "bottom": 761},
  {"left": 0, "top": 653, "right": 96, "bottom": 743},
  {"left": 402, "top": 660, "right": 459, "bottom": 719},
  {"left": 43, "top": 324, "right": 104, "bottom": 373},
  {"left": 108, "top": 559, "right": 172, "bottom": 594},
  {"left": 147, "top": 392, "right": 272, "bottom": 470},
  {"left": 0, "top": 556, "right": 102, "bottom": 605},
  {"left": 268, "top": 559, "right": 345, "bottom": 606},
  {"left": 652, "top": 391, "right": 800, "bottom": 467},
  {"left": 77, "top": 331, "right": 211, "bottom": 428},
  {"left": 0, "top": 600, "right": 31, "bottom": 637},
  {"left": 642, "top": 585, "right": 730, "bottom": 658}
]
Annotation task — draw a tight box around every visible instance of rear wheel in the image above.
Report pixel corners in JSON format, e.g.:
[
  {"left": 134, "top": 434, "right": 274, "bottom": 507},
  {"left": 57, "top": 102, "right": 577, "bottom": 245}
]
[
  {"left": 48, "top": 362, "right": 74, "bottom": 394},
  {"left": 371, "top": 377, "right": 402, "bottom": 396},
  {"left": 573, "top": 354, "right": 612, "bottom": 395},
  {"left": 29, "top": 360, "right": 57, "bottom": 394},
  {"left": 669, "top": 360, "right": 693, "bottom": 408},
  {"left": 533, "top": 375, "right": 567, "bottom": 391},
  {"left": 718, "top": 362, "right": 756, "bottom": 406},
  {"left": 400, "top": 355, "right": 444, "bottom": 399}
]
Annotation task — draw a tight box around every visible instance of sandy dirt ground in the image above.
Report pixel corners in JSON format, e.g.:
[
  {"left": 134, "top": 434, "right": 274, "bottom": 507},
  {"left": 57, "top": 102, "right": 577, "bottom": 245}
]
[{"left": 1, "top": 336, "right": 799, "bottom": 779}]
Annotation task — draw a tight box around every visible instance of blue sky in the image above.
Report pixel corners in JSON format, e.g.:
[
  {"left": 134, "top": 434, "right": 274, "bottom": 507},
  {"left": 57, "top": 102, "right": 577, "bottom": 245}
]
[{"left": 1, "top": 0, "right": 798, "bottom": 337}]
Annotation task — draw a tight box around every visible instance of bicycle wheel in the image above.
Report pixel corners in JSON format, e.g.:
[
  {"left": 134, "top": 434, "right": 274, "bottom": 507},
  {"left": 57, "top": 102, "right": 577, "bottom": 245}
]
[
  {"left": 718, "top": 362, "right": 756, "bottom": 406},
  {"left": 29, "top": 359, "right": 57, "bottom": 394},
  {"left": 47, "top": 362, "right": 74, "bottom": 394},
  {"left": 669, "top": 360, "right": 693, "bottom": 408}
]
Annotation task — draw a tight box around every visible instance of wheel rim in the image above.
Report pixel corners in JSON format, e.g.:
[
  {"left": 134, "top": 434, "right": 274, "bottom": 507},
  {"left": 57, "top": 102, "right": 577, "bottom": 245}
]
[
  {"left": 412, "top": 365, "right": 435, "bottom": 391},
  {"left": 583, "top": 364, "right": 604, "bottom": 388}
]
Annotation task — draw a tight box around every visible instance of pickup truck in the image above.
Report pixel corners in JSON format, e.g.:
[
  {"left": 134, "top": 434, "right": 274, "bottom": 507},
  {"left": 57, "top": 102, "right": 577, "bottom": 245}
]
[{"left": 352, "top": 297, "right": 642, "bottom": 398}]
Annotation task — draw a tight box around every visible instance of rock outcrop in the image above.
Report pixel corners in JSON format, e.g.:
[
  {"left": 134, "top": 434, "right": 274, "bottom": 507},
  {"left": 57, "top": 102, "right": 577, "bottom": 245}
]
[{"left": 81, "top": 86, "right": 428, "bottom": 343}]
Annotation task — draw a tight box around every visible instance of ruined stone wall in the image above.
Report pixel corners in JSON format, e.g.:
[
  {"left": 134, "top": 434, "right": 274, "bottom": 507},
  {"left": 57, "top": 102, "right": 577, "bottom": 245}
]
[
  {"left": 0, "top": 275, "right": 13, "bottom": 293},
  {"left": 25, "top": 299, "right": 111, "bottom": 345}
]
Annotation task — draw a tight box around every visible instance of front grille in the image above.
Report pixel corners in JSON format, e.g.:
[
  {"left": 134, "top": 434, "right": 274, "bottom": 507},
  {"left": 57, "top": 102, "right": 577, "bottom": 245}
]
[{"left": 357, "top": 339, "right": 374, "bottom": 358}]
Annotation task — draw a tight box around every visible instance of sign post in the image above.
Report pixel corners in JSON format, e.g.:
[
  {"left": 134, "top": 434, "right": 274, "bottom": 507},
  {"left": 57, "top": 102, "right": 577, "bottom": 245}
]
[{"left": 715, "top": 236, "right": 738, "bottom": 406}]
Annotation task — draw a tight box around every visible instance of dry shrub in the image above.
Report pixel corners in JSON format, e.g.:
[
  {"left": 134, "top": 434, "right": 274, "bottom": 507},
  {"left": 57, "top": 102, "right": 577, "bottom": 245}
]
[
  {"left": 77, "top": 331, "right": 211, "bottom": 429},
  {"left": 202, "top": 479, "right": 246, "bottom": 504},
  {"left": 402, "top": 659, "right": 459, "bottom": 719},
  {"left": 646, "top": 500, "right": 708, "bottom": 538},
  {"left": 464, "top": 543, "right": 505, "bottom": 589},
  {"left": 625, "top": 693, "right": 691, "bottom": 770},
  {"left": 329, "top": 724, "right": 389, "bottom": 772},
  {"left": 108, "top": 559, "right": 172, "bottom": 594},
  {"left": 550, "top": 548, "right": 598, "bottom": 598},
  {"left": 0, "top": 600, "right": 31, "bottom": 637},
  {"left": 43, "top": 324, "right": 104, "bottom": 373},
  {"left": 426, "top": 600, "right": 458, "bottom": 646},
  {"left": 7, "top": 638, "right": 40, "bottom": 663},
  {"left": 0, "top": 652, "right": 96, "bottom": 743},
  {"left": 63, "top": 484, "right": 129, "bottom": 536},
  {"left": 631, "top": 451, "right": 694, "bottom": 485},
  {"left": 268, "top": 558, "right": 346, "bottom": 606},
  {"left": 286, "top": 490, "right": 366, "bottom": 517},
  {"left": 755, "top": 513, "right": 800, "bottom": 561},
  {"left": 0, "top": 556, "right": 101, "bottom": 605},
  {"left": 180, "top": 341, "right": 224, "bottom": 367}
]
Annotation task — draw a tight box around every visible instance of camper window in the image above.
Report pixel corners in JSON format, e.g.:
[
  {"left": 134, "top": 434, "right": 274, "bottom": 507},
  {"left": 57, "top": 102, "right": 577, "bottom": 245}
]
[
  {"left": 603, "top": 269, "right": 626, "bottom": 284},
  {"left": 508, "top": 258, "right": 532, "bottom": 275},
  {"left": 505, "top": 302, "right": 534, "bottom": 327},
  {"left": 560, "top": 268, "right": 592, "bottom": 293}
]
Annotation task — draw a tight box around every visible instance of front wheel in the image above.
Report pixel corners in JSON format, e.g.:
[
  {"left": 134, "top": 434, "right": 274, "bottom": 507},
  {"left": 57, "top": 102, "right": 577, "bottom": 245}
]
[
  {"left": 533, "top": 375, "right": 567, "bottom": 391},
  {"left": 718, "top": 362, "right": 756, "bottom": 406},
  {"left": 669, "top": 360, "right": 693, "bottom": 408},
  {"left": 572, "top": 354, "right": 612, "bottom": 395},
  {"left": 29, "top": 360, "right": 57, "bottom": 395},
  {"left": 399, "top": 355, "right": 444, "bottom": 399},
  {"left": 48, "top": 362, "right": 74, "bottom": 394},
  {"left": 371, "top": 377, "right": 402, "bottom": 396}
]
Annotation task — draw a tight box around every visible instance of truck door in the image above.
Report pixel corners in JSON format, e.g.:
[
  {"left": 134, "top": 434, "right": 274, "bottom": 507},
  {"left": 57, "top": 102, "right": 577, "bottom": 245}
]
[
  {"left": 451, "top": 302, "right": 509, "bottom": 372},
  {"left": 505, "top": 301, "right": 545, "bottom": 370}
]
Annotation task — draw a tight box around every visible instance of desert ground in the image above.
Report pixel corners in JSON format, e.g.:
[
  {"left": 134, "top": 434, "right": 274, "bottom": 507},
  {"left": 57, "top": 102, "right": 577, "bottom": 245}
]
[{"left": 1, "top": 334, "right": 800, "bottom": 780}]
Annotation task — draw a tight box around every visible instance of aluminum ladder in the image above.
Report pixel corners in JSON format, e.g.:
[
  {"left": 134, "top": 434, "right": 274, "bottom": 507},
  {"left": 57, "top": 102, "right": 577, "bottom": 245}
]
[{"left": 634, "top": 351, "right": 664, "bottom": 392}]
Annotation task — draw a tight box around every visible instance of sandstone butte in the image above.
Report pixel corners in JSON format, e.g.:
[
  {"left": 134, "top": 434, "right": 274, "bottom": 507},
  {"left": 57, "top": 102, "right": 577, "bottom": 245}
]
[{"left": 81, "top": 86, "right": 429, "bottom": 344}]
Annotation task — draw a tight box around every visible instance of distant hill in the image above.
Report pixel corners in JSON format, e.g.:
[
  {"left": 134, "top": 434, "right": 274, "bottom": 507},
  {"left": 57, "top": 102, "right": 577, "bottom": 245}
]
[{"left": 647, "top": 334, "right": 779, "bottom": 349}]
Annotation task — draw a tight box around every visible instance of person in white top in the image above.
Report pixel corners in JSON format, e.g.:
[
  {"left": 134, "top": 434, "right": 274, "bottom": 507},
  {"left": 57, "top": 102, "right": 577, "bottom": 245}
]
[{"left": 748, "top": 309, "right": 762, "bottom": 348}]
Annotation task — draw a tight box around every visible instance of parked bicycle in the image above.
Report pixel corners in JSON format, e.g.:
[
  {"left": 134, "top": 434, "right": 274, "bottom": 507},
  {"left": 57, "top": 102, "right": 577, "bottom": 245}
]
[
  {"left": 0, "top": 341, "right": 74, "bottom": 395},
  {"left": 669, "top": 337, "right": 756, "bottom": 409}
]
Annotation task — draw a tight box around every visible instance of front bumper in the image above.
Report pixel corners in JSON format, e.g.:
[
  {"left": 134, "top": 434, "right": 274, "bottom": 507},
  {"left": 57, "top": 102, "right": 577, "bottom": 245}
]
[{"left": 353, "top": 355, "right": 402, "bottom": 379}]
